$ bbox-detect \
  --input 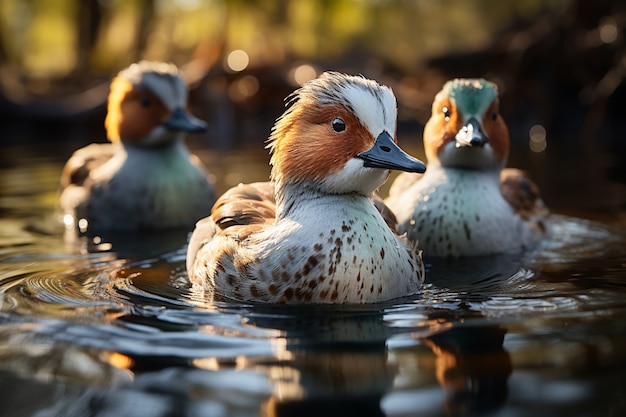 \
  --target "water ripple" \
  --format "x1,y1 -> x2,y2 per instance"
29,318 -> 278,359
